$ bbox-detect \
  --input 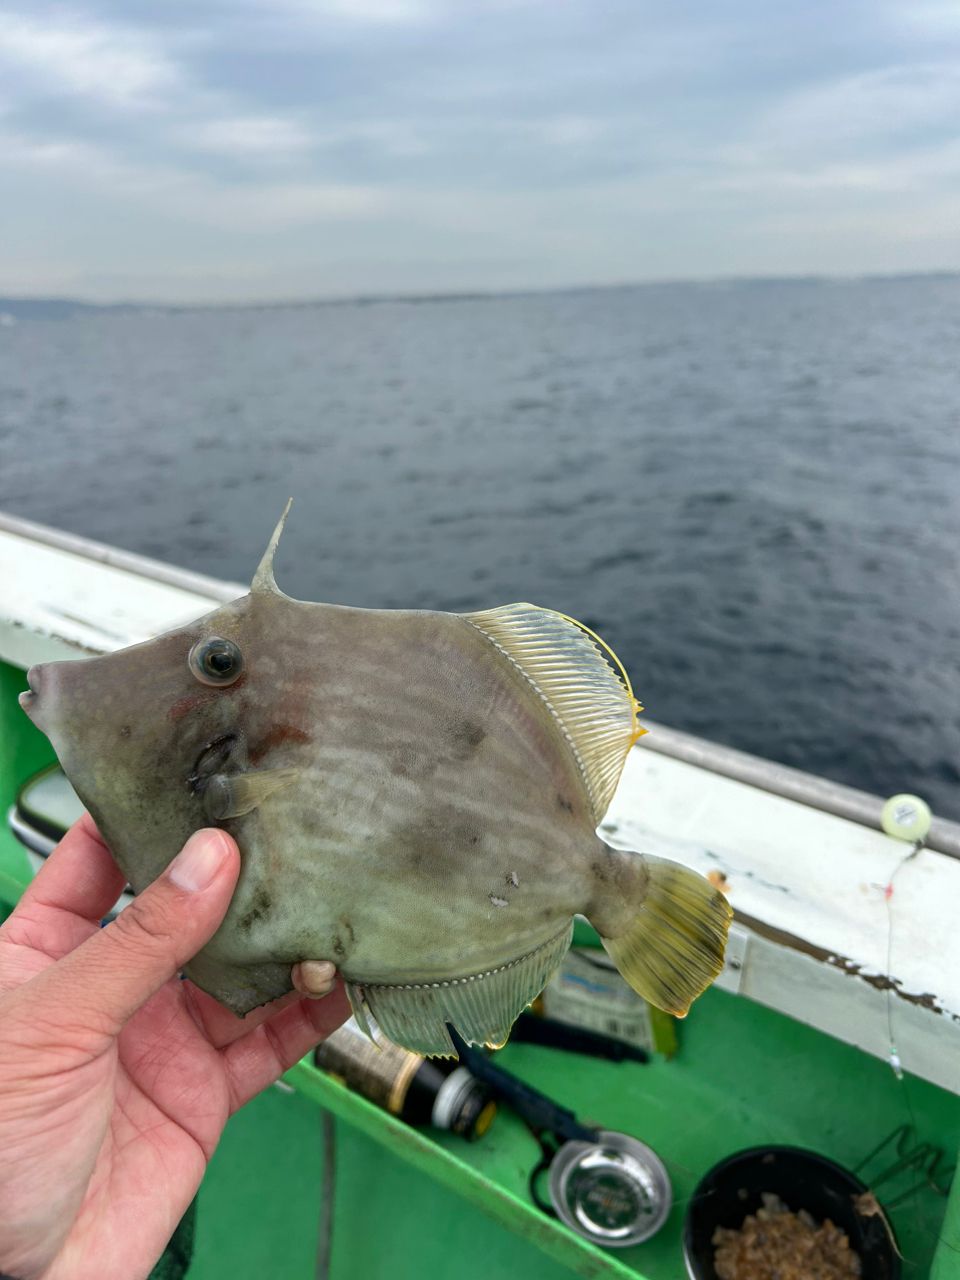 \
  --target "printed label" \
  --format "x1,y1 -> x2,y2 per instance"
542,948 -> 676,1056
